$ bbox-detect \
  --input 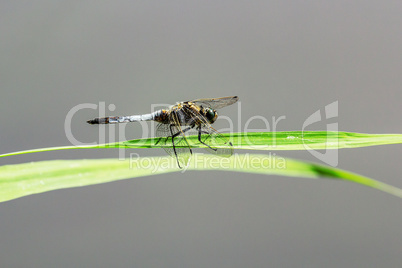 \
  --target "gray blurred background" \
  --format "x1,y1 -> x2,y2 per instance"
1,1 -> 402,267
